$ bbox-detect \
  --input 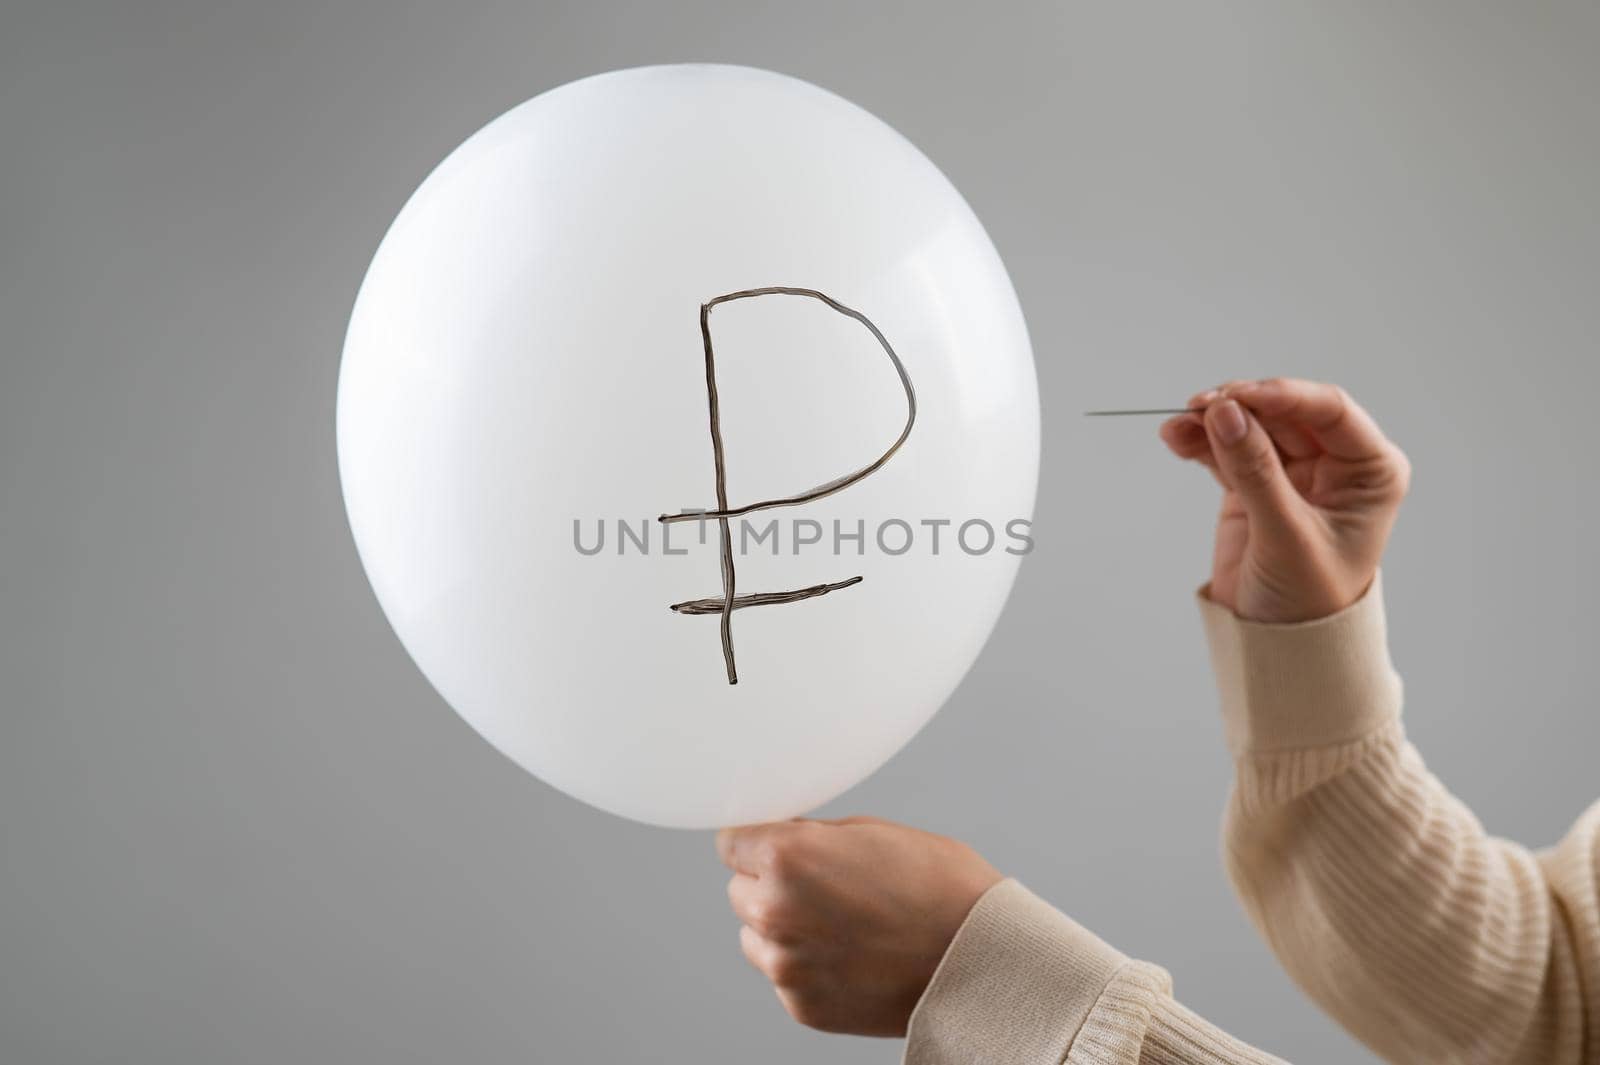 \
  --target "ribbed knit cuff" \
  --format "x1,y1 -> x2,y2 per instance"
1197,572 -> 1403,755
904,878 -> 1127,1065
